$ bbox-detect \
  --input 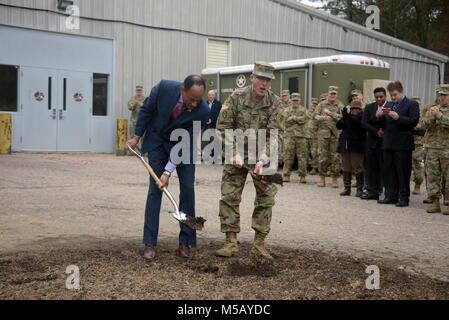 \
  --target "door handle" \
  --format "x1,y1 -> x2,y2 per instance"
51,109 -> 56,119
59,109 -> 64,120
